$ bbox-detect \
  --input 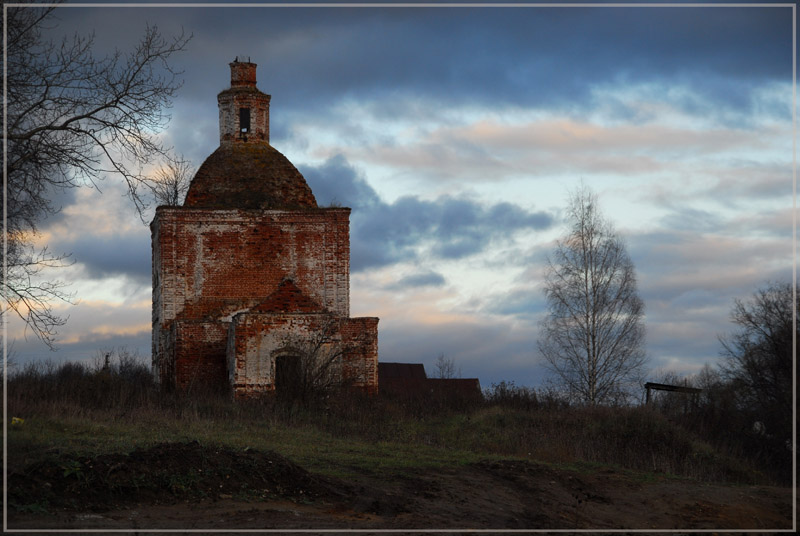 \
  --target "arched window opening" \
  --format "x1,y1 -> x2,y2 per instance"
239,107 -> 250,133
